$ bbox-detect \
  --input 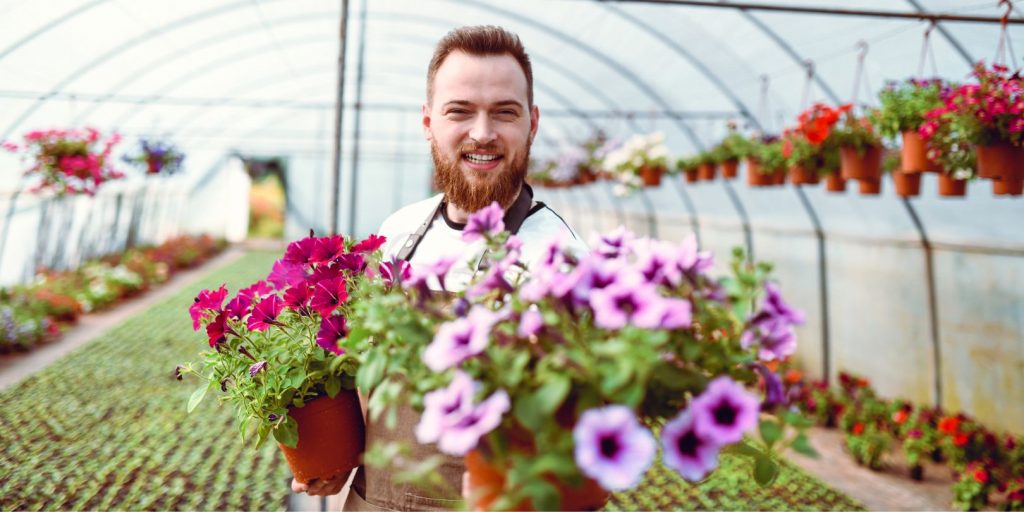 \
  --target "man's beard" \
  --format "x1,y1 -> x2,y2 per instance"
431,140 -> 529,213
